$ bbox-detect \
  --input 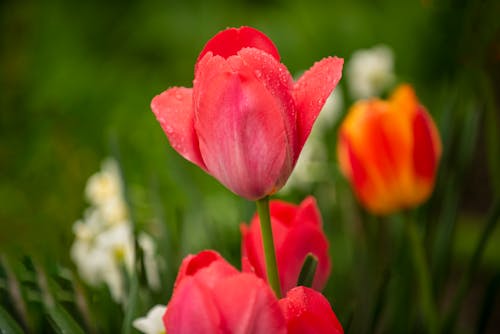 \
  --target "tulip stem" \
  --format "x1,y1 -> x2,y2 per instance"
405,214 -> 439,334
256,196 -> 282,298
